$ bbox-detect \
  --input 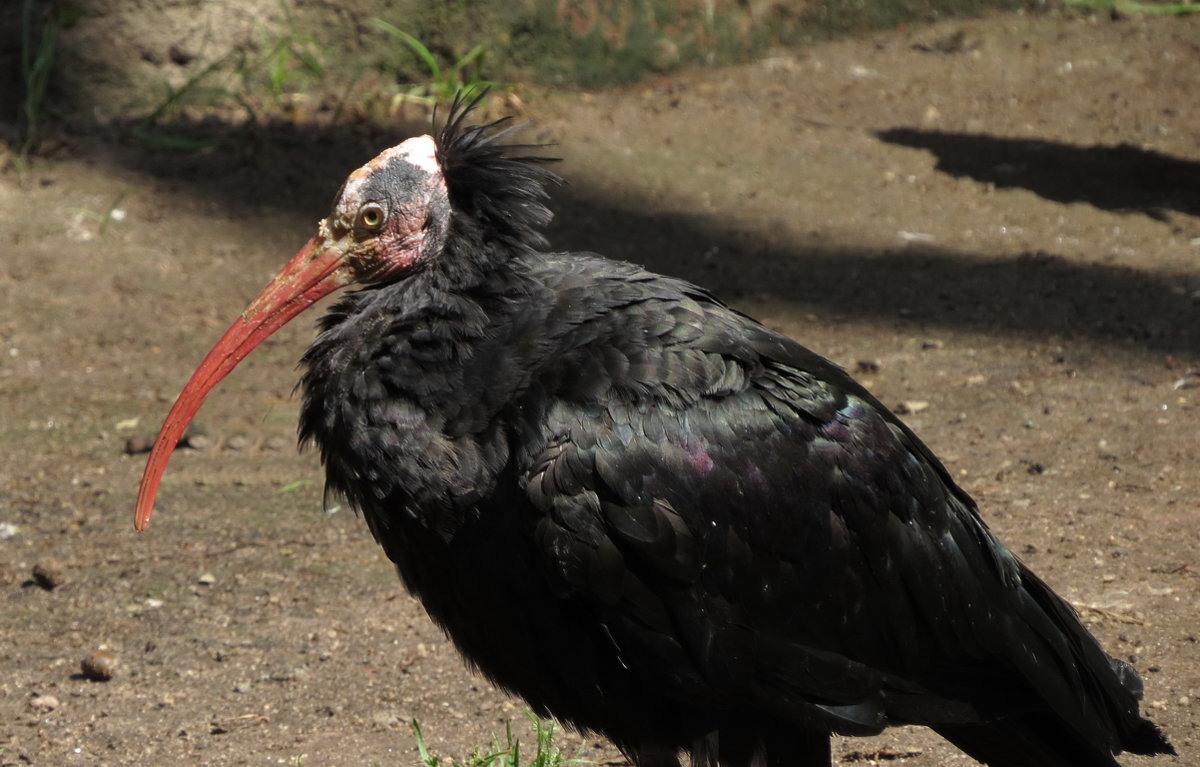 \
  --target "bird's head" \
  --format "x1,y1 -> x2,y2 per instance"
133,98 -> 558,531
318,135 -> 452,284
